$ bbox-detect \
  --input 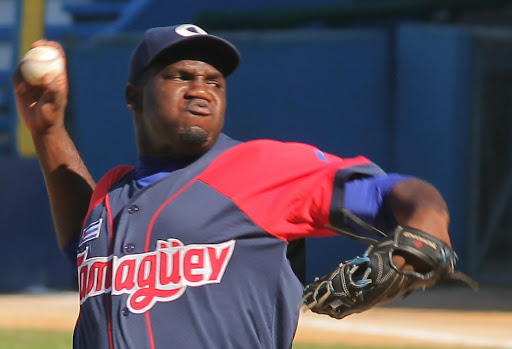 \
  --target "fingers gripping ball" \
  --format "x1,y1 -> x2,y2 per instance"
20,46 -> 64,86
302,225 -> 478,320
